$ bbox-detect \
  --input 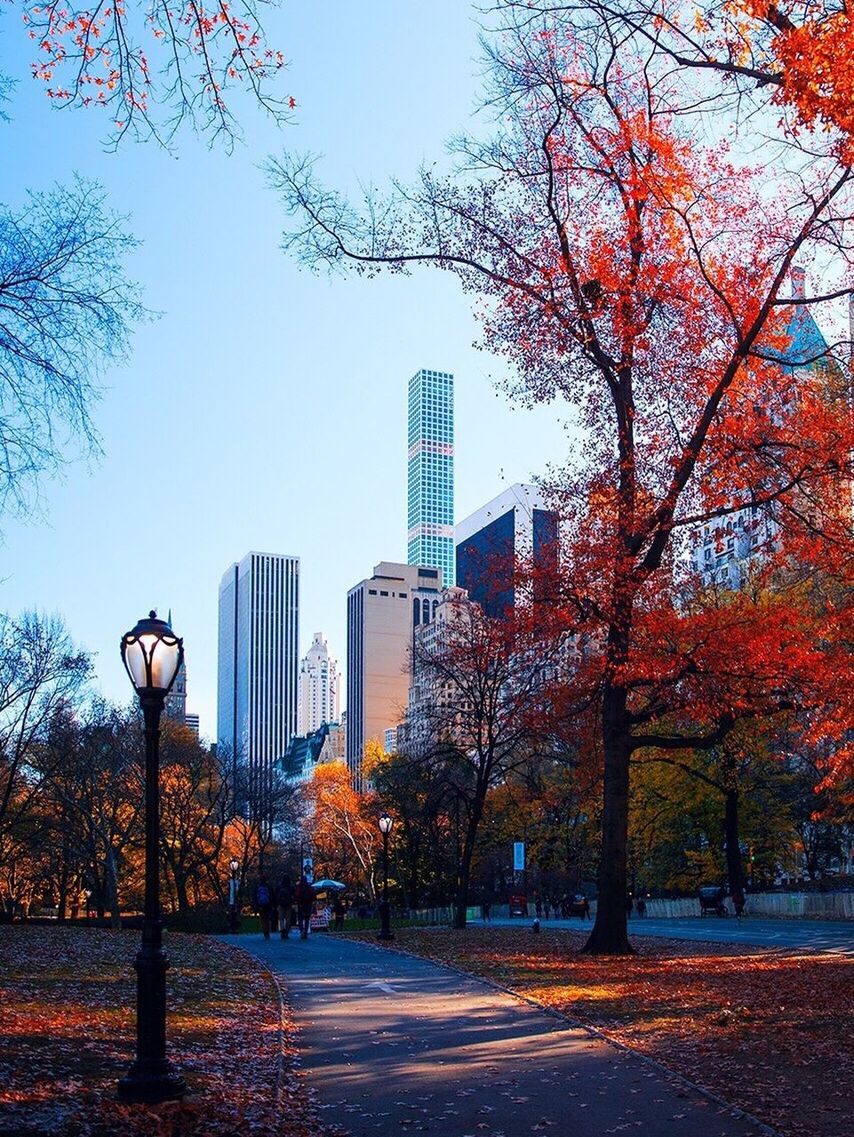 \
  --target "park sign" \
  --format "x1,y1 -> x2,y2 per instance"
513,842 -> 525,871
